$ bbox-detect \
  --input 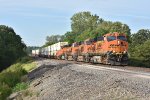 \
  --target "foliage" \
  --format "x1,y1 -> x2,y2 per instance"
63,32 -> 75,44
17,56 -> 33,63
65,12 -> 131,43
75,29 -> 92,42
129,29 -> 150,67
45,11 -> 131,44
74,20 -> 131,42
26,46 -> 40,55
71,11 -> 103,34
130,29 -> 150,46
13,82 -> 28,92
0,83 -> 12,100
43,35 -> 64,47
0,66 -> 27,99
0,25 -> 26,71
0,56 -> 36,100
22,62 -> 36,72
130,40 -> 150,67
110,22 -> 131,35
95,21 -> 131,36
